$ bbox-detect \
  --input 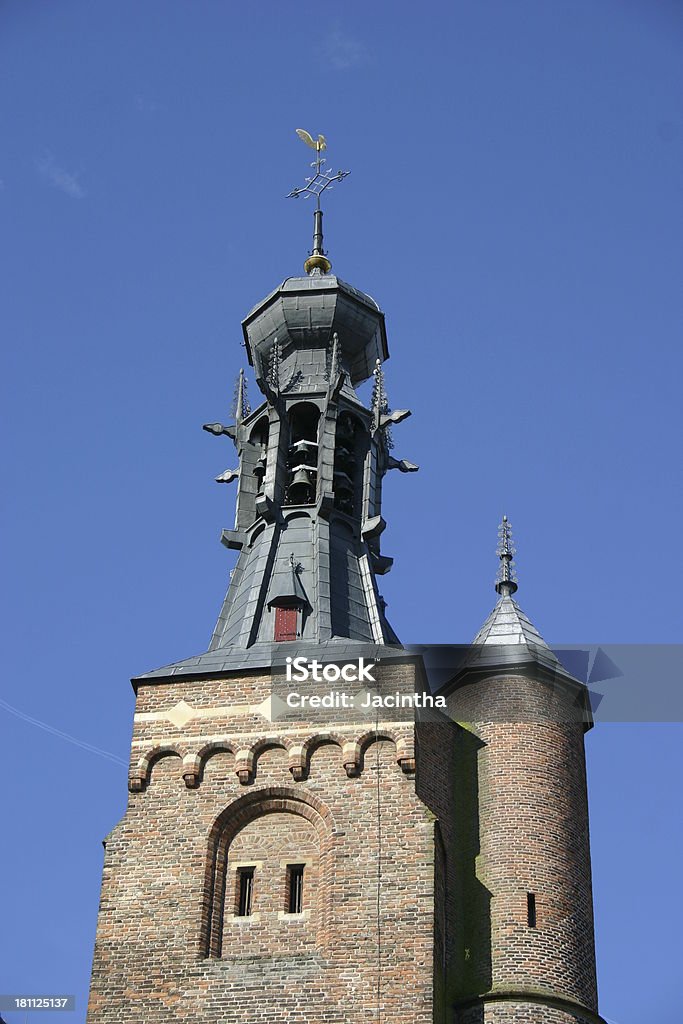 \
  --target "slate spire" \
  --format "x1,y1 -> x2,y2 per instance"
134,132 -> 422,681
465,516 -> 563,676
